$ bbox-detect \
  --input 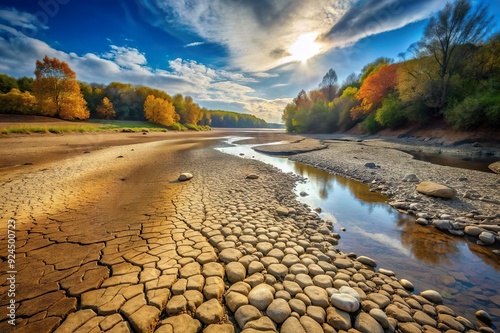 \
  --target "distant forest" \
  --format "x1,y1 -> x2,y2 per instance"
282,0 -> 500,134
0,61 -> 275,130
